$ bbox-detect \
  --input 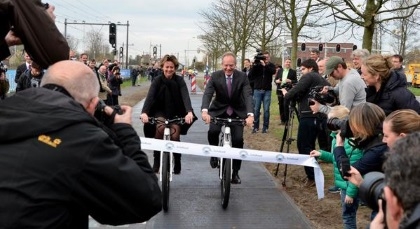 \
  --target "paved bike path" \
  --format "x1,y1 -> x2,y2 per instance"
90,78 -> 313,228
